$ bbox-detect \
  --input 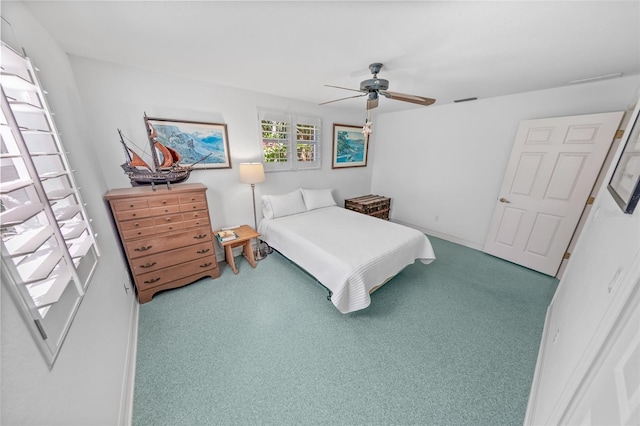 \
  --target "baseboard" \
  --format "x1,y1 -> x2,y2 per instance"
391,220 -> 485,251
118,292 -> 139,426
